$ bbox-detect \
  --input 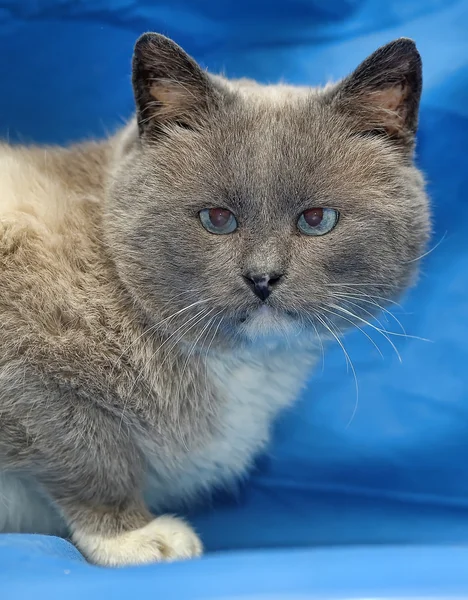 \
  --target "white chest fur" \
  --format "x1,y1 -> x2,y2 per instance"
144,344 -> 317,510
